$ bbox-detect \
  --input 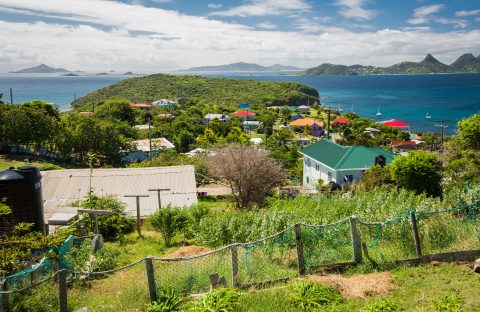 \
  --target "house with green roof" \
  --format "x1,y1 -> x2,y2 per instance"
299,138 -> 395,189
